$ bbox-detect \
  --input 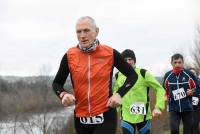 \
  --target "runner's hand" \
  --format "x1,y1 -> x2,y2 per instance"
164,94 -> 168,101
152,107 -> 162,118
61,93 -> 76,107
106,93 -> 121,108
186,89 -> 193,96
